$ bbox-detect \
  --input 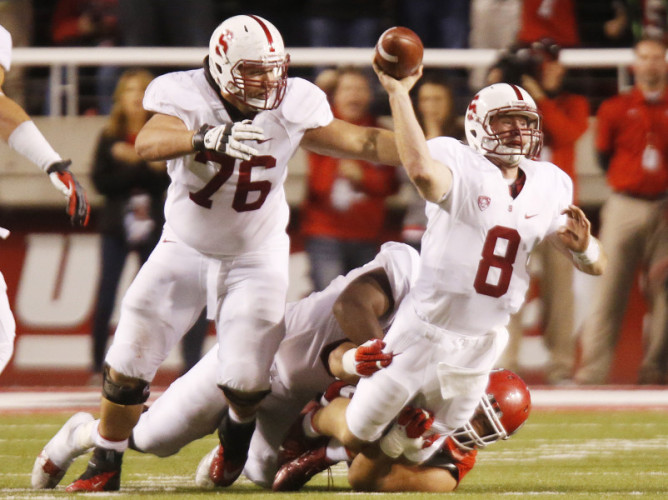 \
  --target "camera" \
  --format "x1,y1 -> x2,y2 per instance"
492,39 -> 561,86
